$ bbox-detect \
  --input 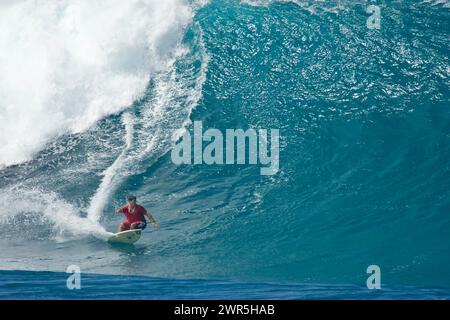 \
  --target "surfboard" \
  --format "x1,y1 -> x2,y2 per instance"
107,229 -> 142,244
